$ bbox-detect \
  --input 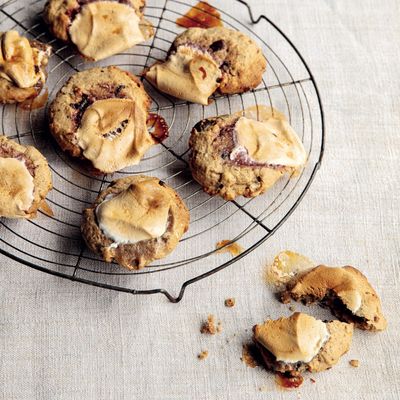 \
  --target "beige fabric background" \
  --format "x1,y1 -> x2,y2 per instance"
0,0 -> 399,399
